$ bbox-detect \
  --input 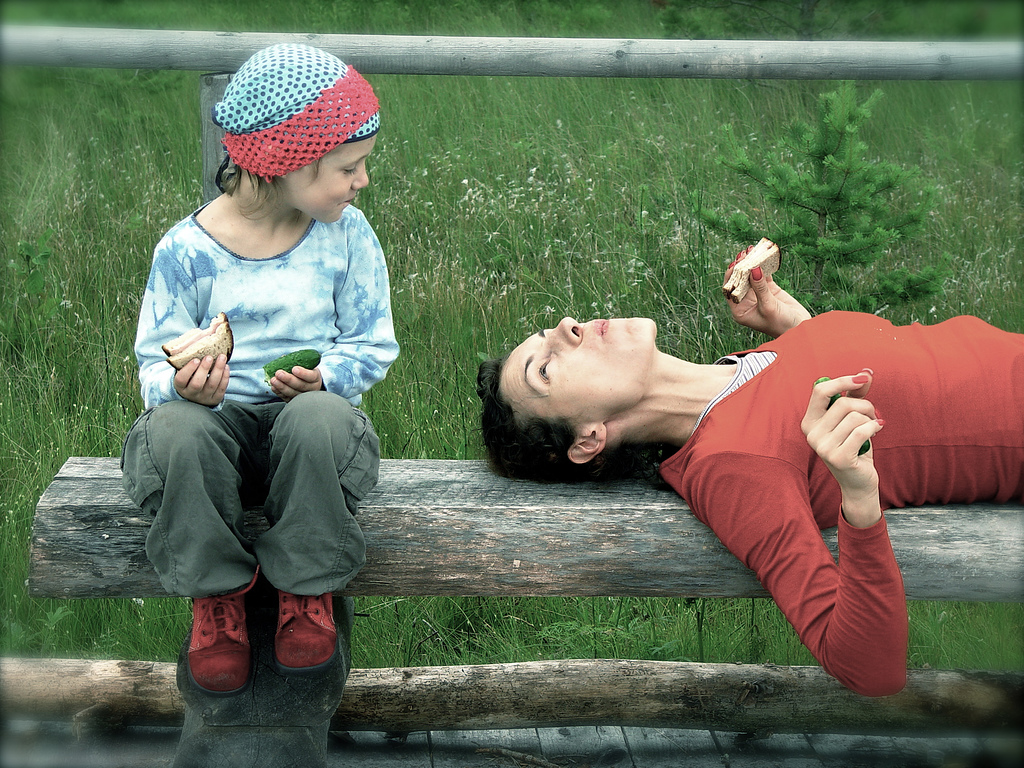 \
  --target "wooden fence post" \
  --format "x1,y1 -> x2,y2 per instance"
199,73 -> 231,204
